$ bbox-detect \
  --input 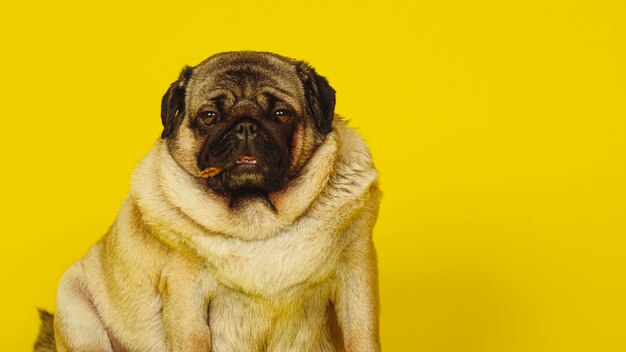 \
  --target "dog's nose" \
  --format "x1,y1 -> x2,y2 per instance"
235,121 -> 257,140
